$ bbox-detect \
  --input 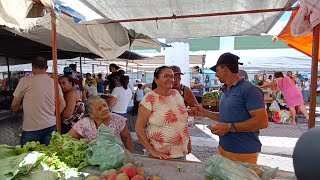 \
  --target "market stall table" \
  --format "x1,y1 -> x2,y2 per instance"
82,154 -> 296,180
